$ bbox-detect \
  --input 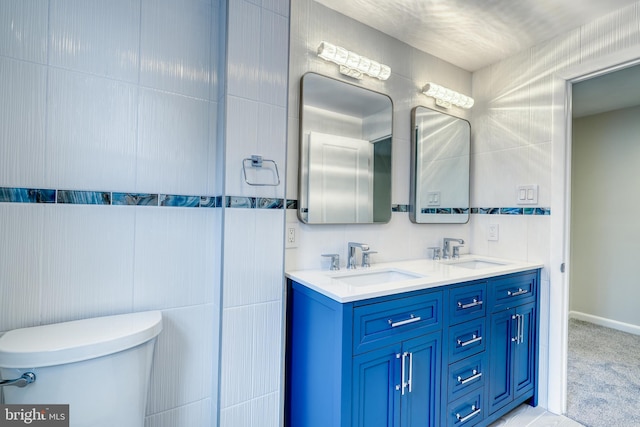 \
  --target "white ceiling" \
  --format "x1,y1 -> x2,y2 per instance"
572,64 -> 640,117
315,0 -> 638,72
315,0 -> 640,116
